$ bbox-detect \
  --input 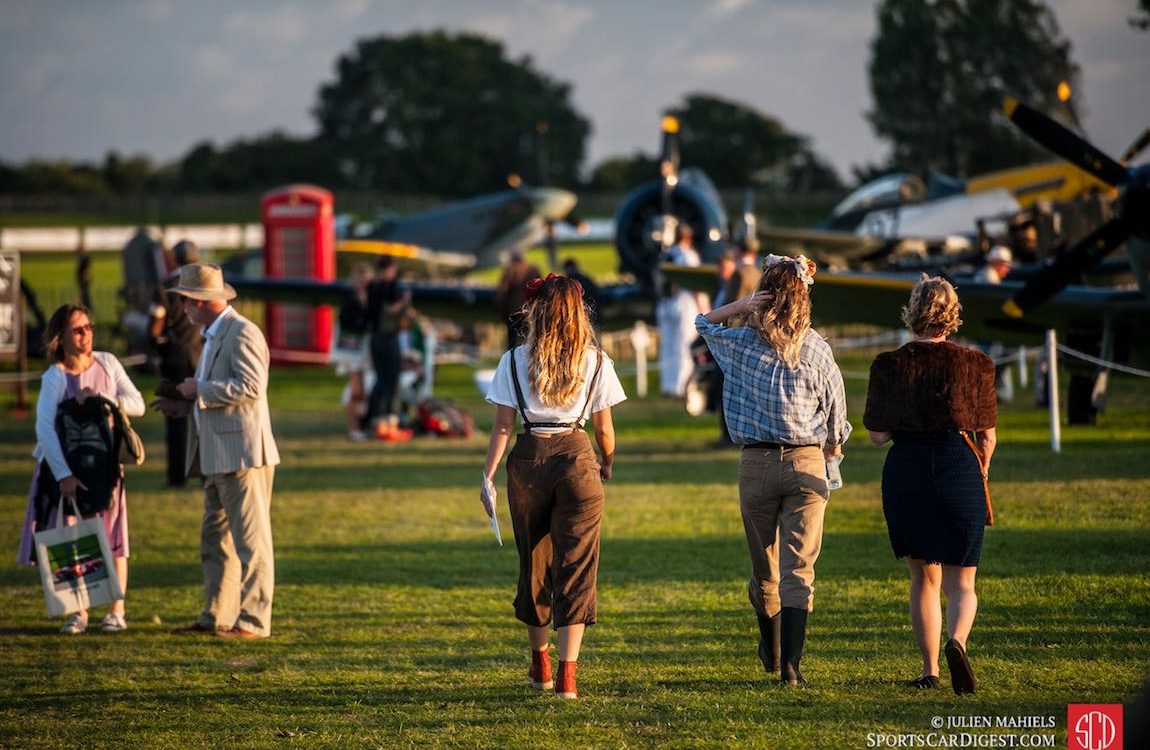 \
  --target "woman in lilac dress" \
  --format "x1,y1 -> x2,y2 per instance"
18,305 -> 144,634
